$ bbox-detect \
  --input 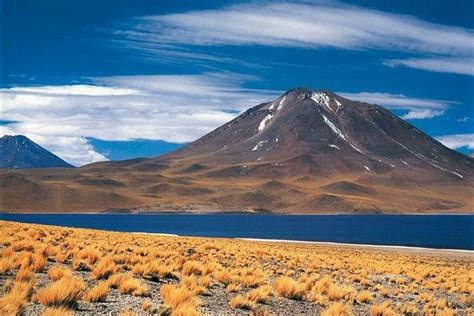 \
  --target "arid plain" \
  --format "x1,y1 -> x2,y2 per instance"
1,221 -> 472,315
